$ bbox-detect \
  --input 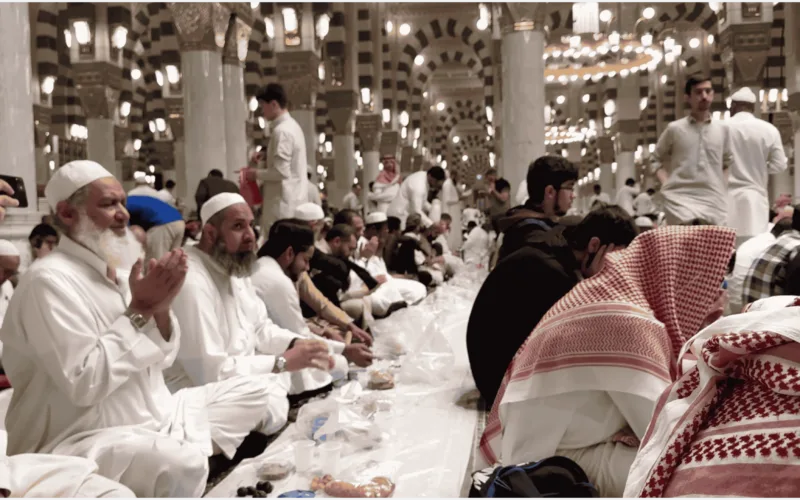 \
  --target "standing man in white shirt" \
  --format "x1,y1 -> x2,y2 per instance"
341,184 -> 362,212
725,87 -> 788,246
248,84 -> 308,237
157,179 -> 177,206
615,178 -> 639,216
650,75 -> 734,225
387,166 -> 446,229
